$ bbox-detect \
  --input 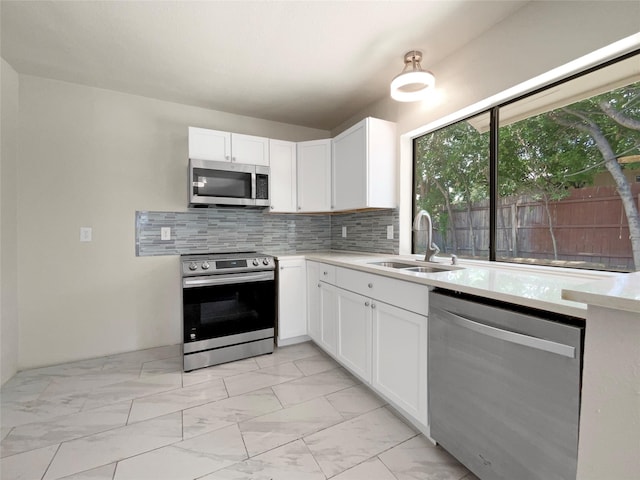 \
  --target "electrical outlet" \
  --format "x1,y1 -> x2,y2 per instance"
80,227 -> 92,242
161,227 -> 171,241
387,225 -> 394,240
342,226 -> 347,238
